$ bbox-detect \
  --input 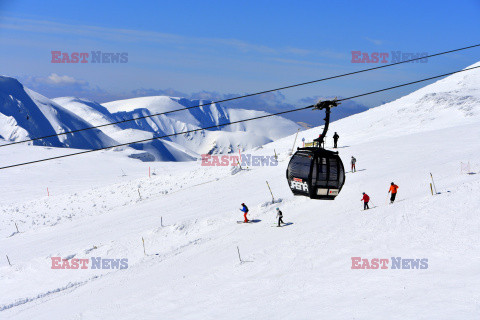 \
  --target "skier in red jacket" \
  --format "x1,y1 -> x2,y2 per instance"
361,192 -> 370,210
